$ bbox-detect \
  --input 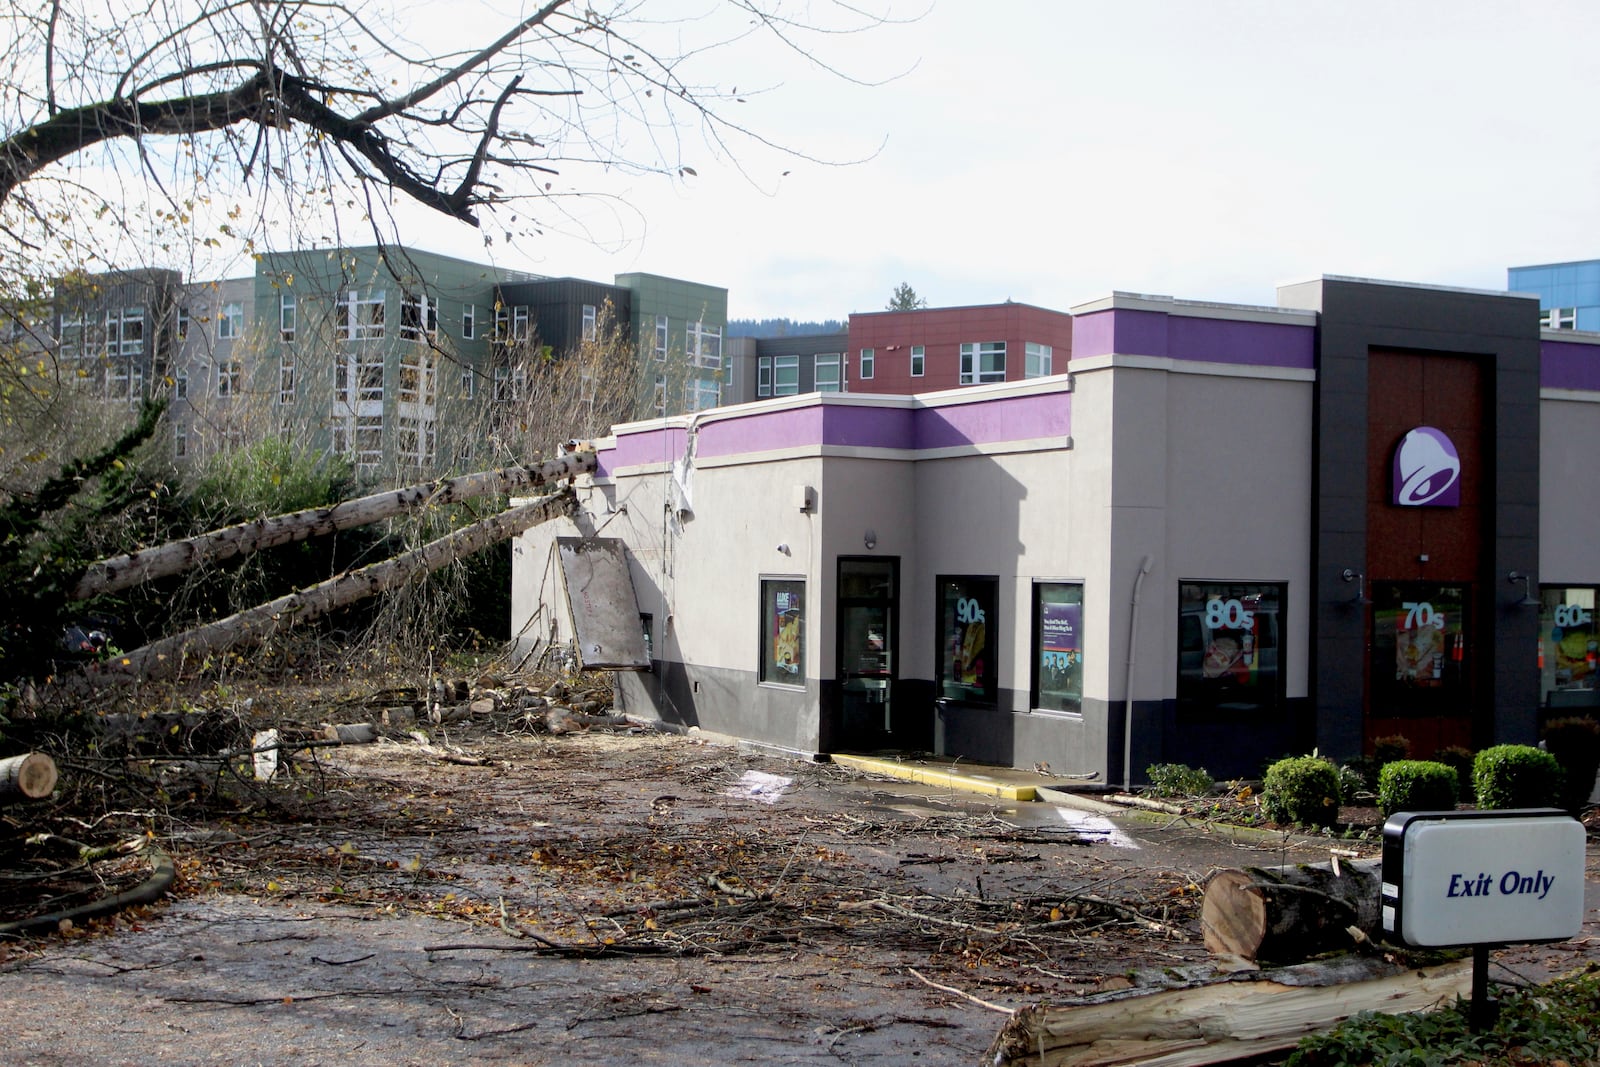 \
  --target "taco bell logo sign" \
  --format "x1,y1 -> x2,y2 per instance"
1392,426 -> 1461,508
